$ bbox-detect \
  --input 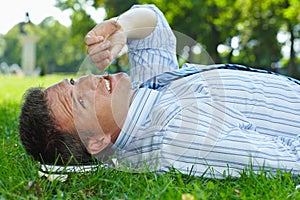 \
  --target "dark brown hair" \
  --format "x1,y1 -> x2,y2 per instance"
18,87 -> 93,165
